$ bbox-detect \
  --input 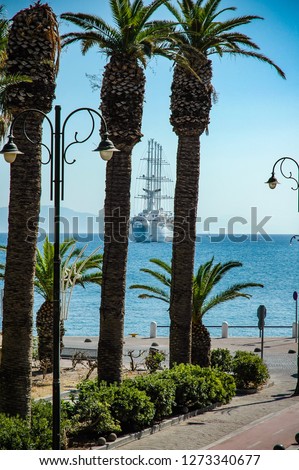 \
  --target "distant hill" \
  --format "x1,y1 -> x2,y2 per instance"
0,206 -> 104,234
